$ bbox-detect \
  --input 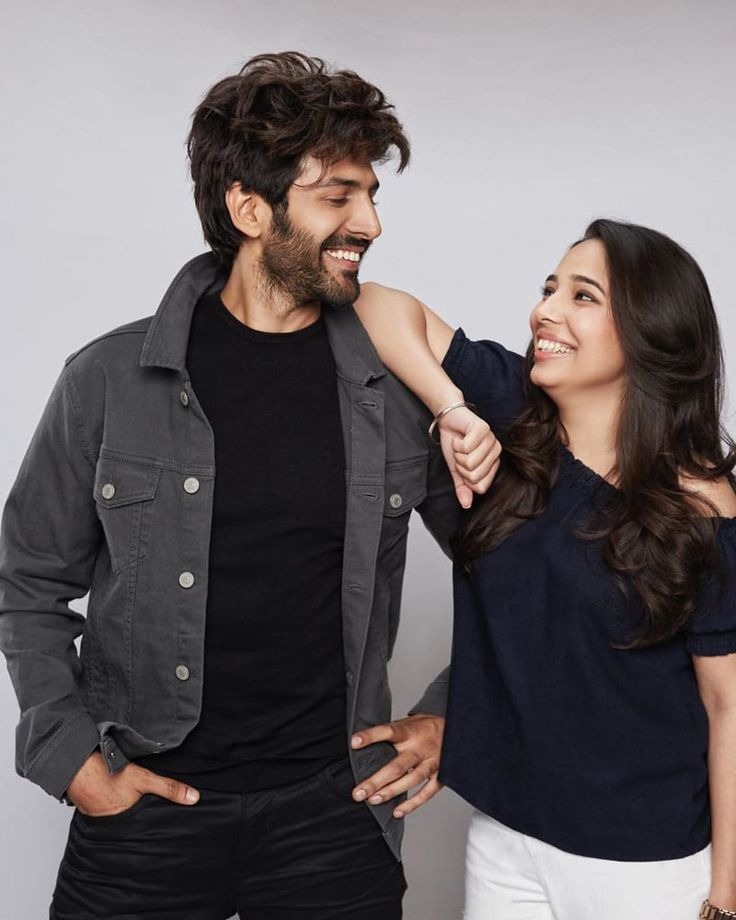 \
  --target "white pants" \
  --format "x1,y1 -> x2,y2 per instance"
464,811 -> 710,920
